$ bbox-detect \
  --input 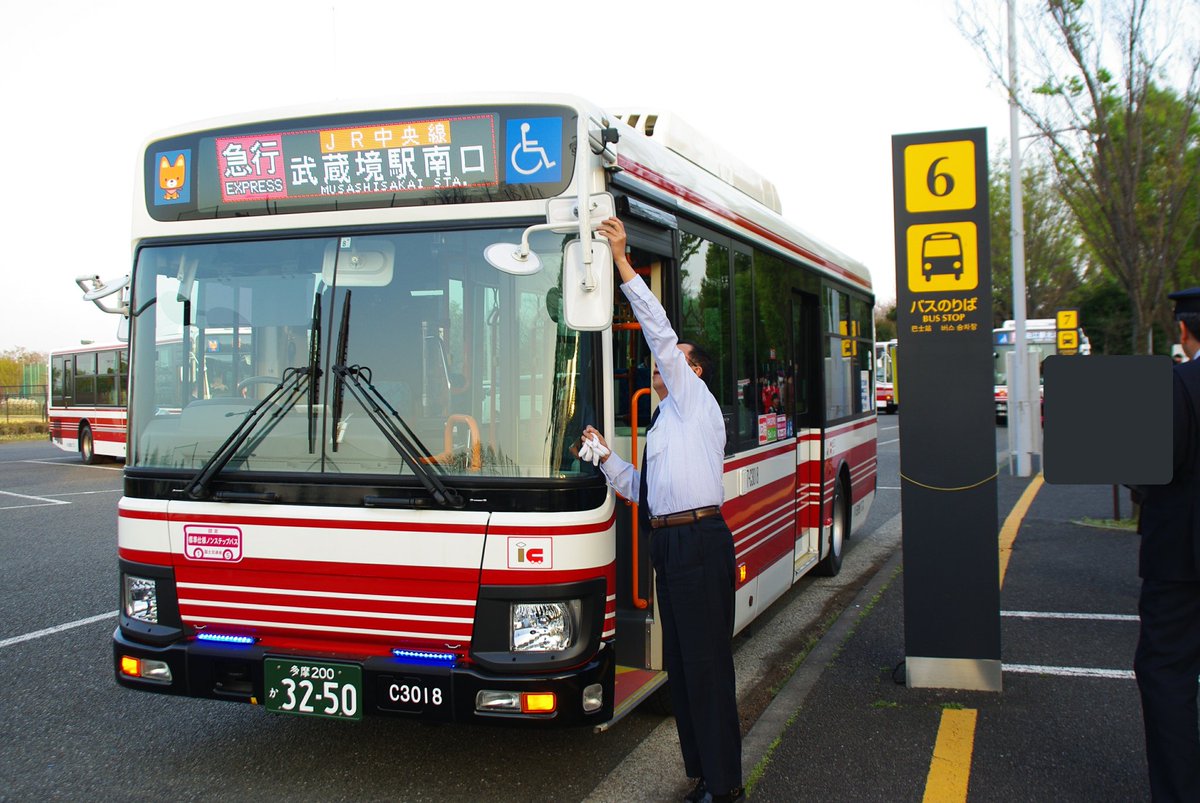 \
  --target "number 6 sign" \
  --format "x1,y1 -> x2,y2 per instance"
902,140 -> 977,213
